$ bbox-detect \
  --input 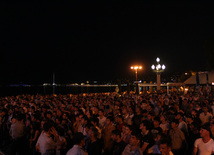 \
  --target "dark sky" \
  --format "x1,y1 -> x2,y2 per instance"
1,1 -> 214,84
